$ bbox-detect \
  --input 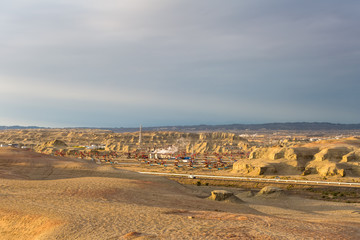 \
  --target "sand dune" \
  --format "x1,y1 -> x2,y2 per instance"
0,148 -> 359,239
